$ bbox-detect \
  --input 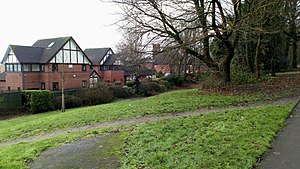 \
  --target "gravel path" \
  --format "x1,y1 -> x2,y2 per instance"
1,96 -> 298,147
